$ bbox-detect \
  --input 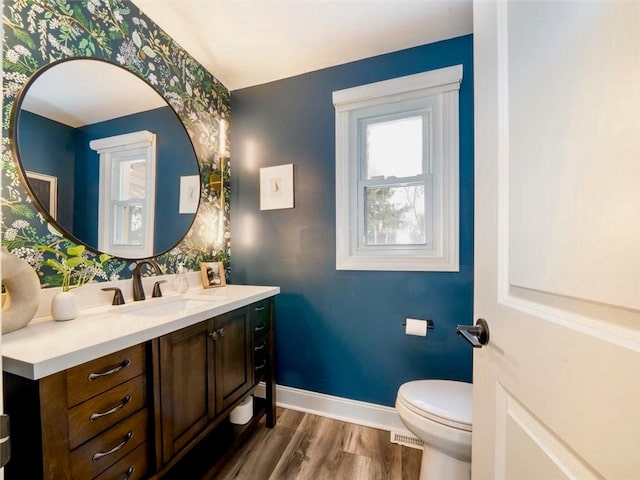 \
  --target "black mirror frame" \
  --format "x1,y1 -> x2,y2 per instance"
9,56 -> 201,261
